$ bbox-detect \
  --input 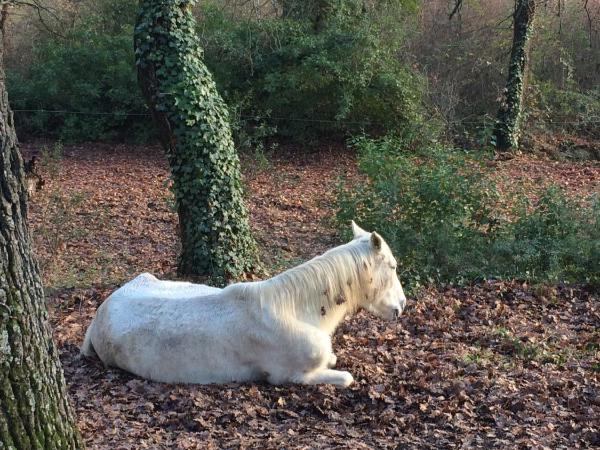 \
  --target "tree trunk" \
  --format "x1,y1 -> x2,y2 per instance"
313,0 -> 329,32
134,0 -> 259,284
493,0 -> 536,151
0,9 -> 84,450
